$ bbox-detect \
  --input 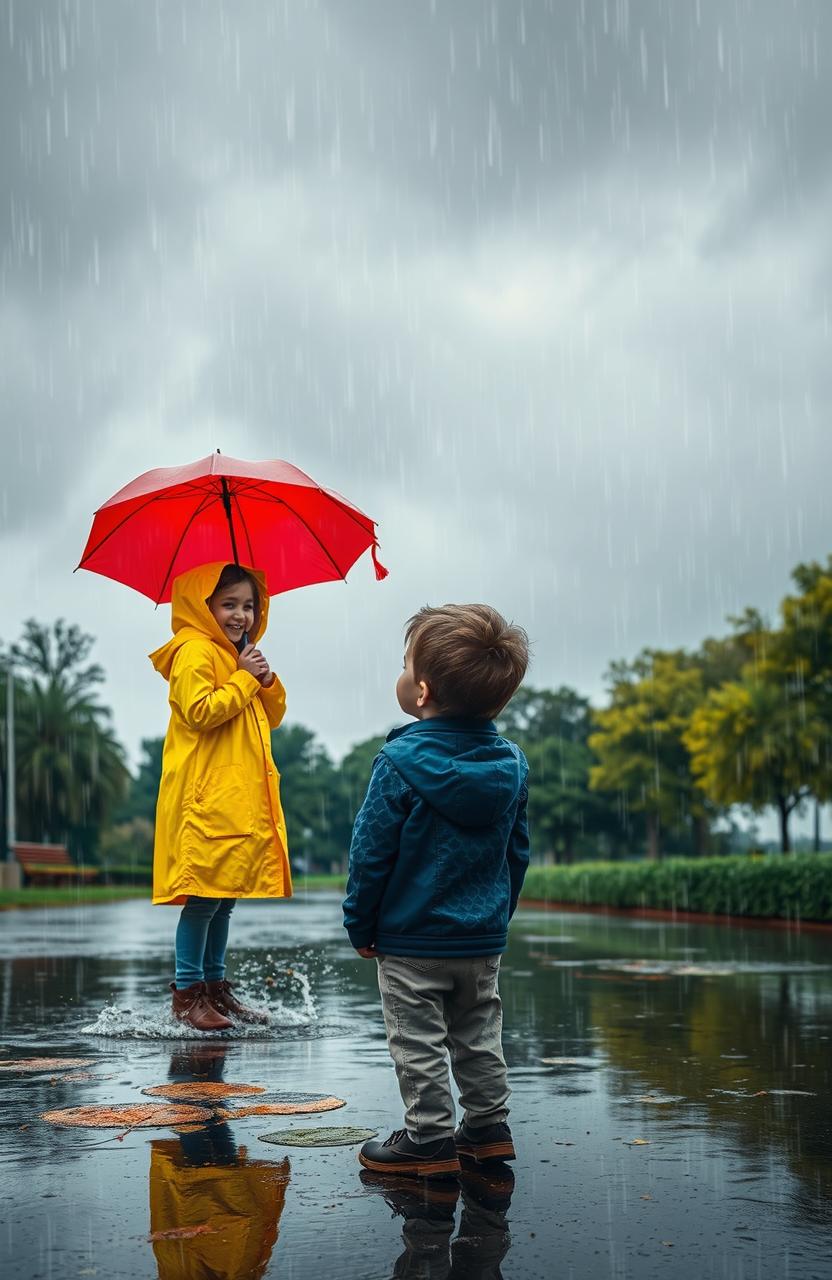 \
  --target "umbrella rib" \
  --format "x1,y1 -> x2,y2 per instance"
245,486 -> 347,582
76,492 -> 172,568
242,478 -> 376,539
154,491 -> 219,604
